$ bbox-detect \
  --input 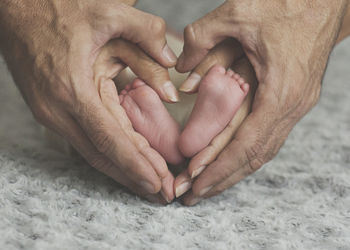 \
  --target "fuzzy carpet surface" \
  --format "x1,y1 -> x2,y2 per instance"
1,1 -> 350,249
